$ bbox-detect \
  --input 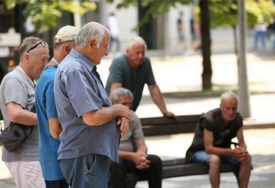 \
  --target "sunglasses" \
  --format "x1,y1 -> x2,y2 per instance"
27,41 -> 48,53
